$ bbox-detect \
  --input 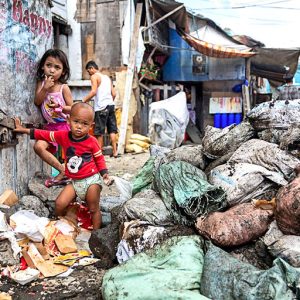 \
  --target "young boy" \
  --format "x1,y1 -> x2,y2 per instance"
14,102 -> 112,230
